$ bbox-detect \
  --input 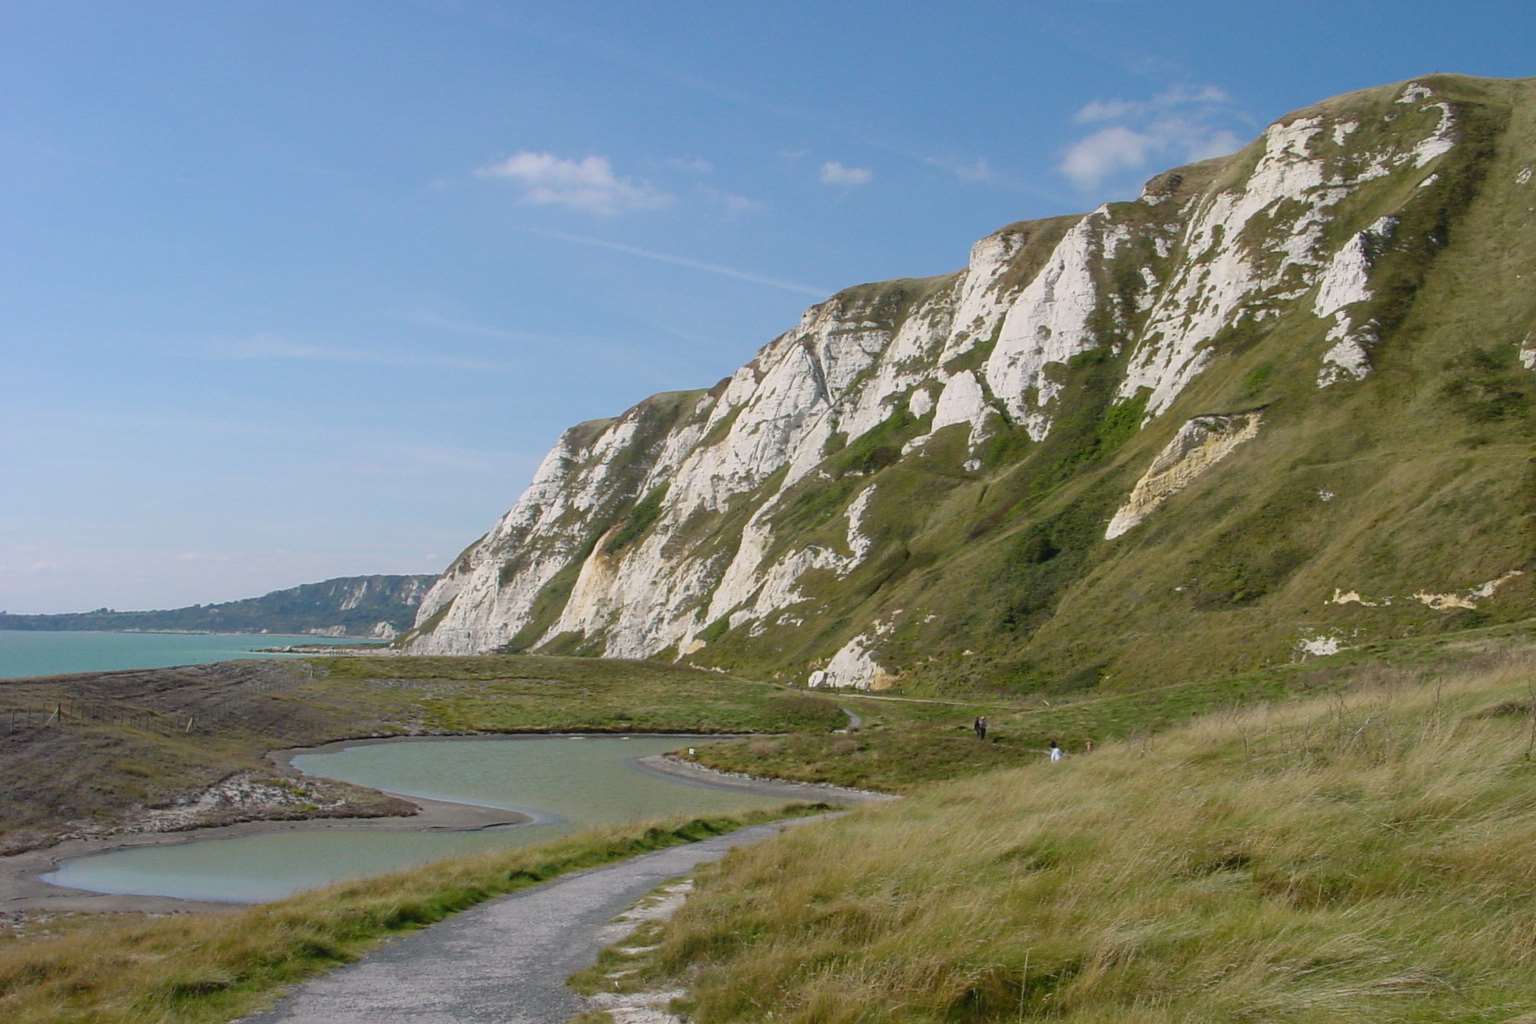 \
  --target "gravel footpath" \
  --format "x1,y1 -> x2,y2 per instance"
238,816 -> 829,1024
